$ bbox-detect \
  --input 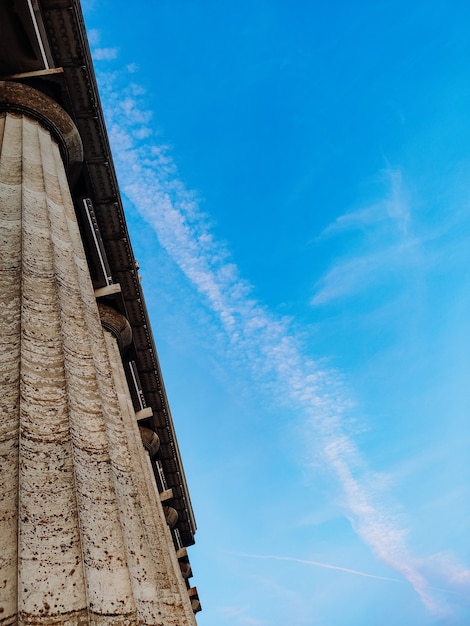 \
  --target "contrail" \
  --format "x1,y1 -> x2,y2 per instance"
241,554 -> 465,598
240,553 -> 403,582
